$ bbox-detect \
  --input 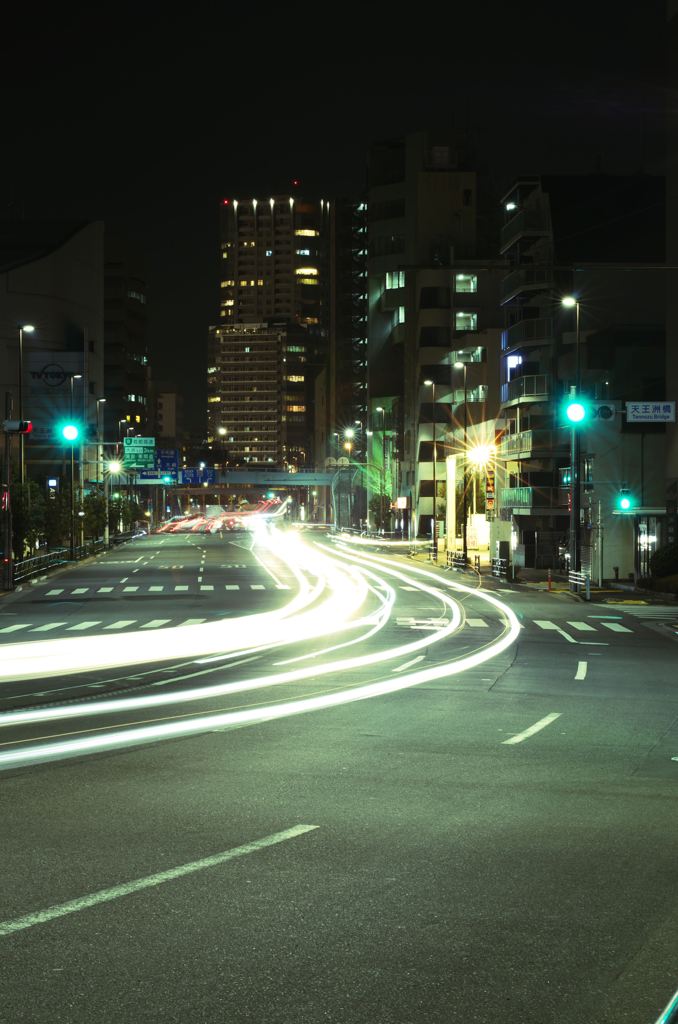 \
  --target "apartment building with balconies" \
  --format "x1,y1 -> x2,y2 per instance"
494,174 -> 666,575
367,132 -> 504,538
